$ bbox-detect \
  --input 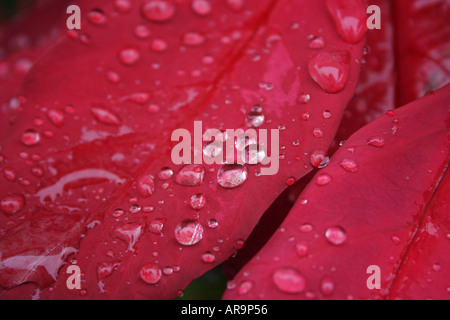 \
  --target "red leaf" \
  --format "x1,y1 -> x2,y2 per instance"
0,0 -> 365,299
223,85 -> 450,300
394,0 -> 450,106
